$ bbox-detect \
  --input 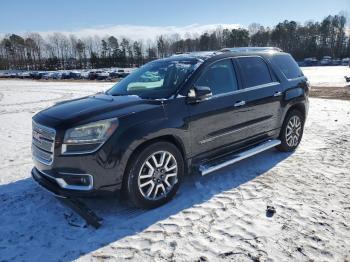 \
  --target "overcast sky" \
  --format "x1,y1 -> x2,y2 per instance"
0,0 -> 349,40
